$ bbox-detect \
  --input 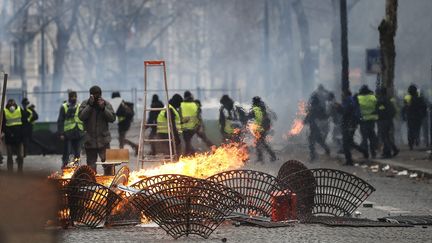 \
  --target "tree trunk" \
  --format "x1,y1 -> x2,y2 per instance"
340,0 -> 349,94
292,0 -> 313,95
331,0 -> 341,96
379,0 -> 398,98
